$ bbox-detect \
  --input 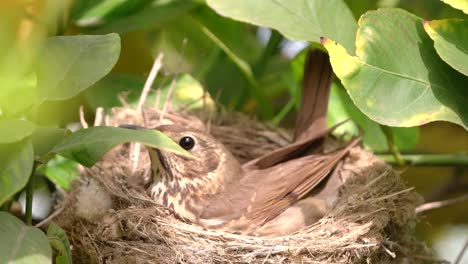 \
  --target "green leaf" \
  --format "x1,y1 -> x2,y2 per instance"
0,212 -> 52,264
75,0 -> 153,27
52,126 -> 189,167
0,139 -> 34,205
47,223 -> 72,264
37,34 -> 121,101
90,0 -> 199,34
0,73 -> 37,117
0,119 -> 35,144
84,73 -> 145,110
207,0 -> 357,53
323,8 -> 468,129
440,0 -> 468,13
40,156 -> 78,191
329,81 -> 419,151
424,19 -> 468,76
31,127 -> 71,158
